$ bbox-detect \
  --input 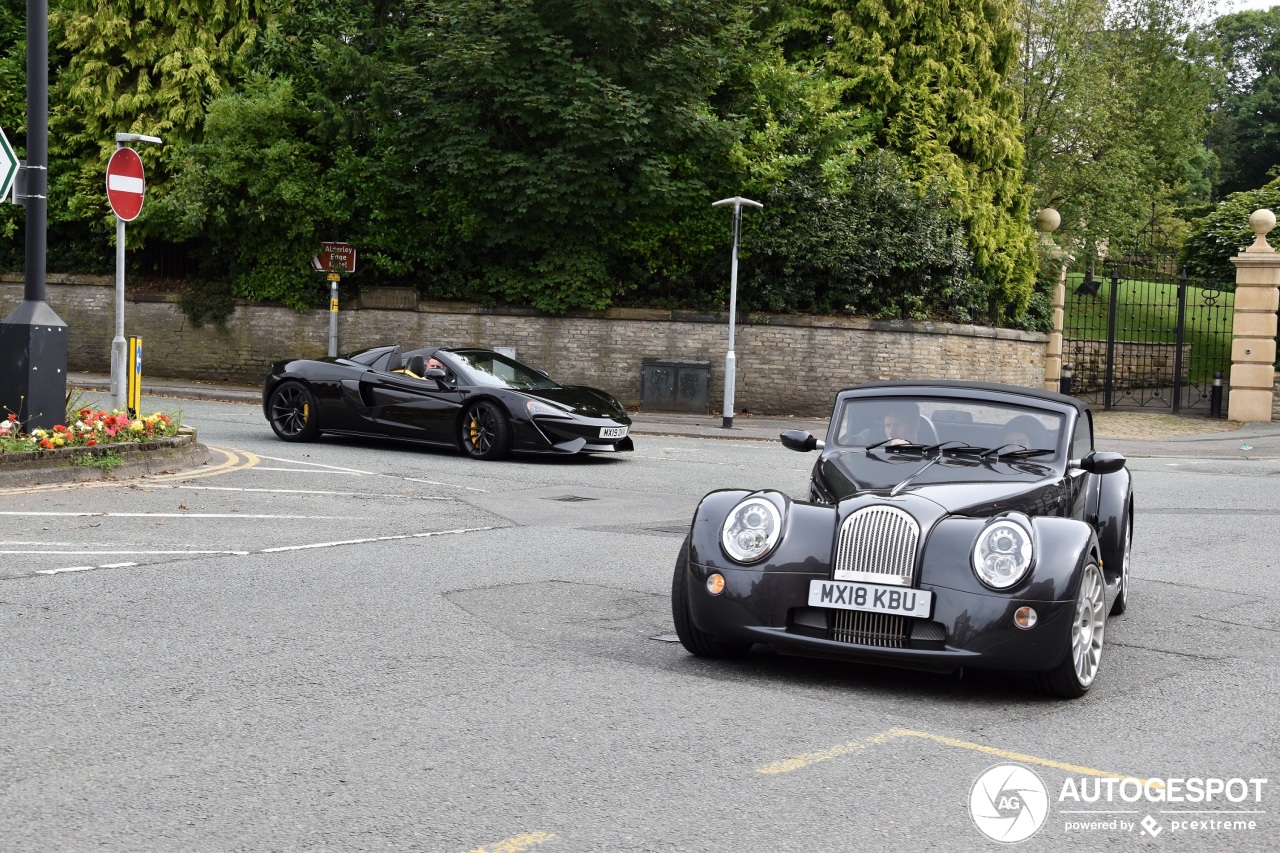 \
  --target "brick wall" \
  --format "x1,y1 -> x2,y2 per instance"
1,277 -> 1047,416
